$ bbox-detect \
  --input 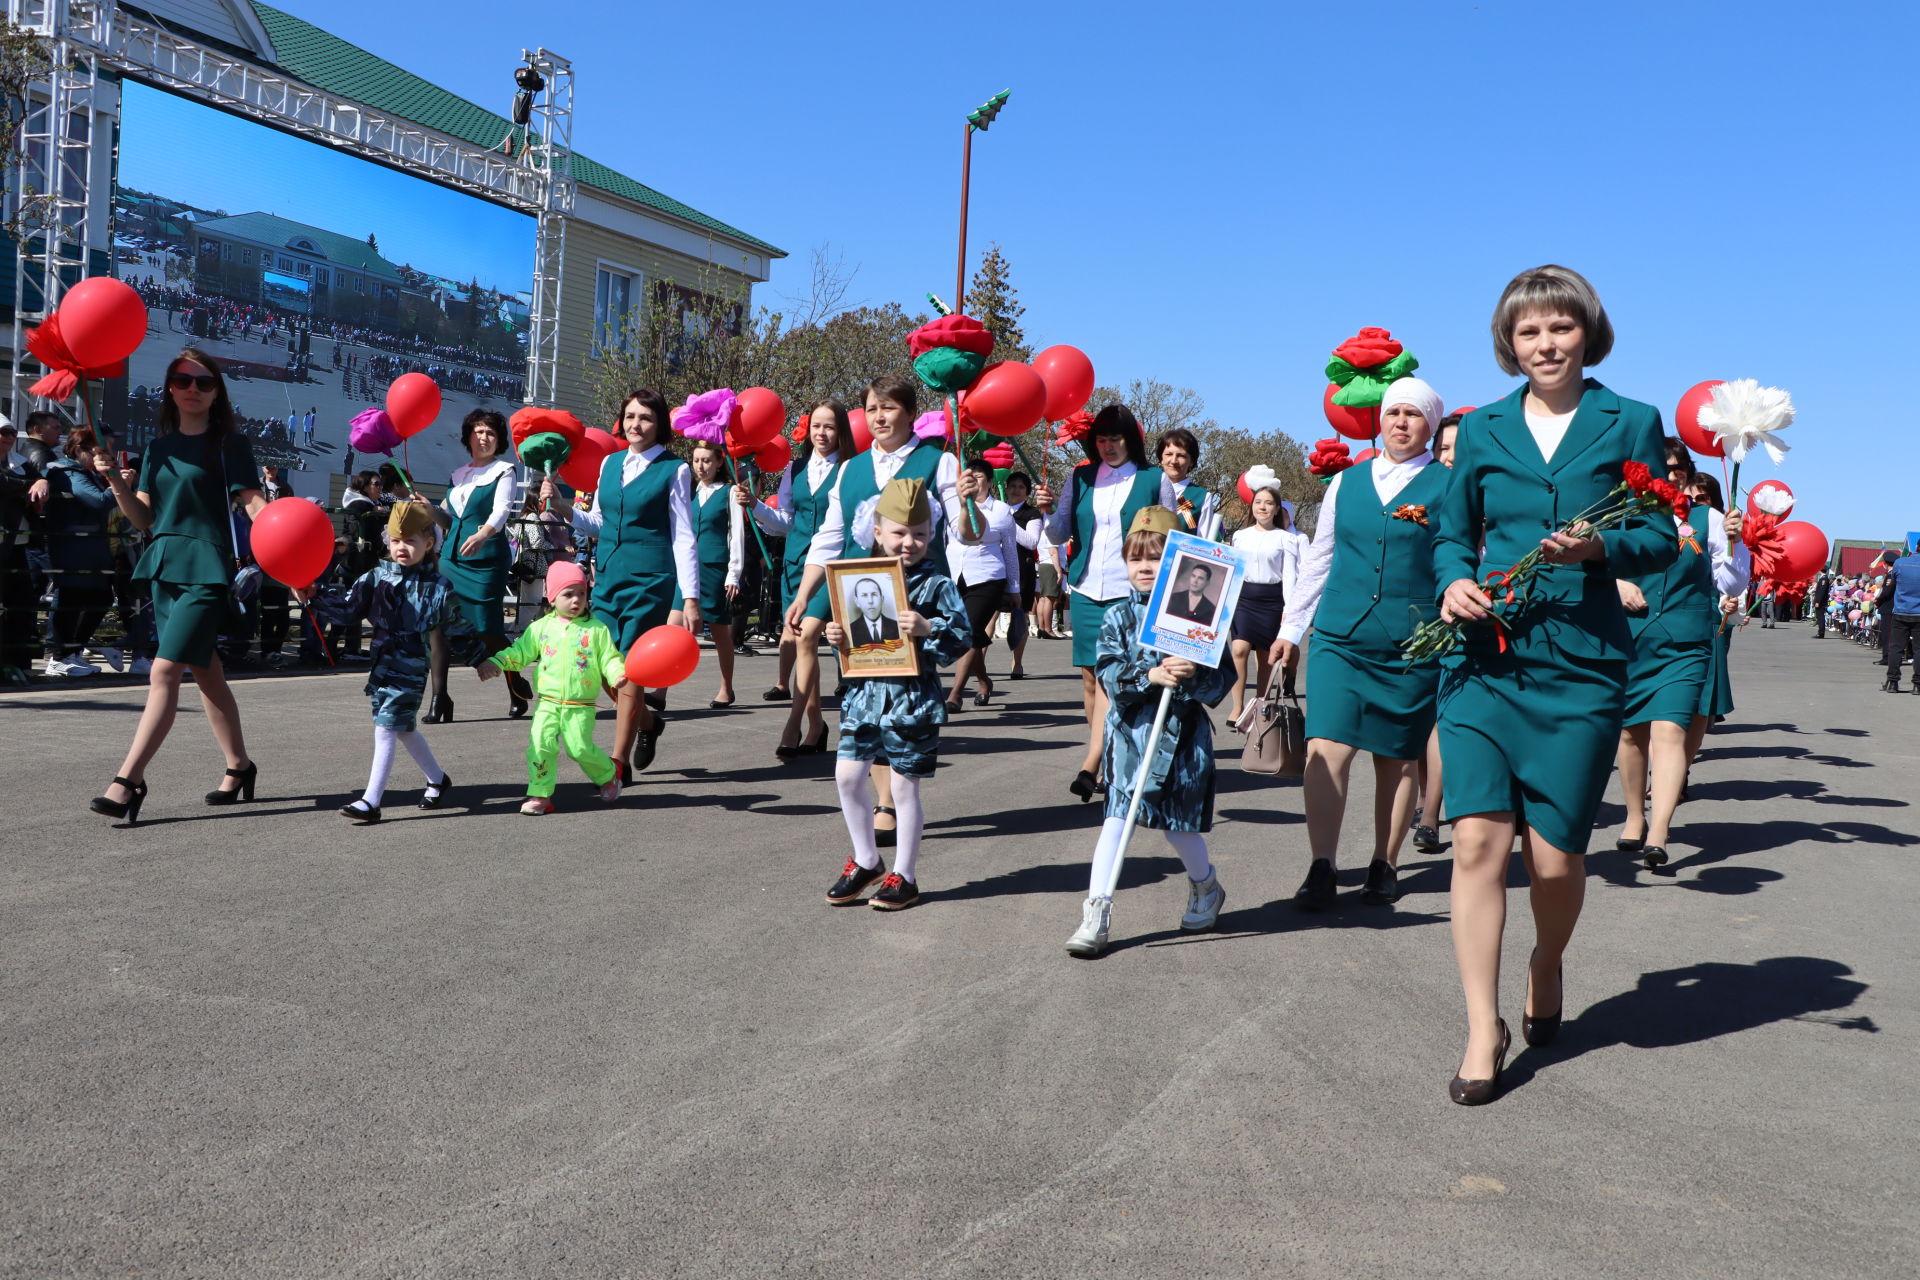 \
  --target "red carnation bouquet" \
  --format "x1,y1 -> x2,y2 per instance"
1401,460 -> 1690,662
